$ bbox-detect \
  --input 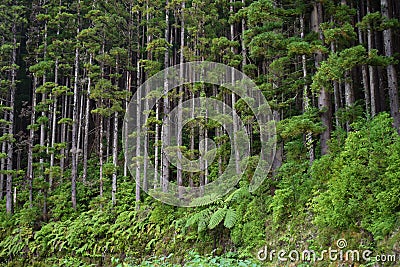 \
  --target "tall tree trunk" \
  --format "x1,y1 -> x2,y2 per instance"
112,111 -> 118,206
154,101 -> 160,190
204,109 -> 209,185
6,22 -> 17,214
135,59 -> 141,205
143,91 -> 149,192
71,38 -> 80,210
124,71 -> 131,178
367,0 -> 377,116
83,54 -> 92,183
340,0 -> 354,129
301,15 -> 314,163
344,70 -> 354,131
111,54 -> 120,206
313,2 -> 332,155
39,22 -> 48,176
241,0 -> 246,69
105,112 -> 110,159
331,40 -> 341,128
41,21 -> 49,220
162,0 -> 170,192
0,120 -> 5,200
357,3 -> 371,114
230,0 -> 240,174
199,117 -> 205,188
49,56 -> 59,190
272,111 -> 283,172
60,88 -> 68,172
28,73 -> 37,207
382,0 -> 400,133
77,92 -> 84,161
142,2 -> 149,192
177,1 -> 185,198
99,112 -> 103,199
190,89 -> 195,188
